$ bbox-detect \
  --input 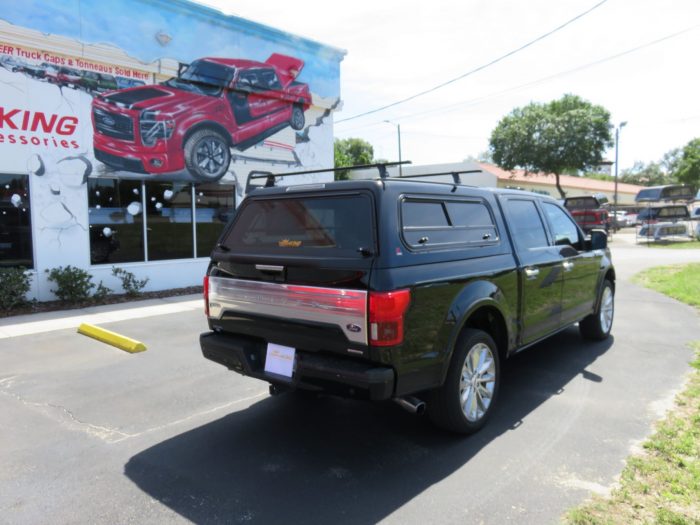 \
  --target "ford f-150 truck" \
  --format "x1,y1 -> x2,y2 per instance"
92,53 -> 310,181
200,170 -> 614,434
